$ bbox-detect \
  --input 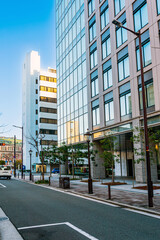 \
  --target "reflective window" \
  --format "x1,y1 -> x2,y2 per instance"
102,28 -> 111,60
103,59 -> 112,90
91,69 -> 99,98
104,91 -> 114,122
117,46 -> 130,81
90,42 -> 97,69
133,0 -> 148,32
114,0 -> 125,16
100,1 -> 109,30
92,99 -> 100,126
88,0 -> 95,16
116,12 -> 127,48
119,82 -> 132,116
136,30 -> 151,70
138,70 -> 155,109
89,15 -> 96,43
157,0 -> 160,15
